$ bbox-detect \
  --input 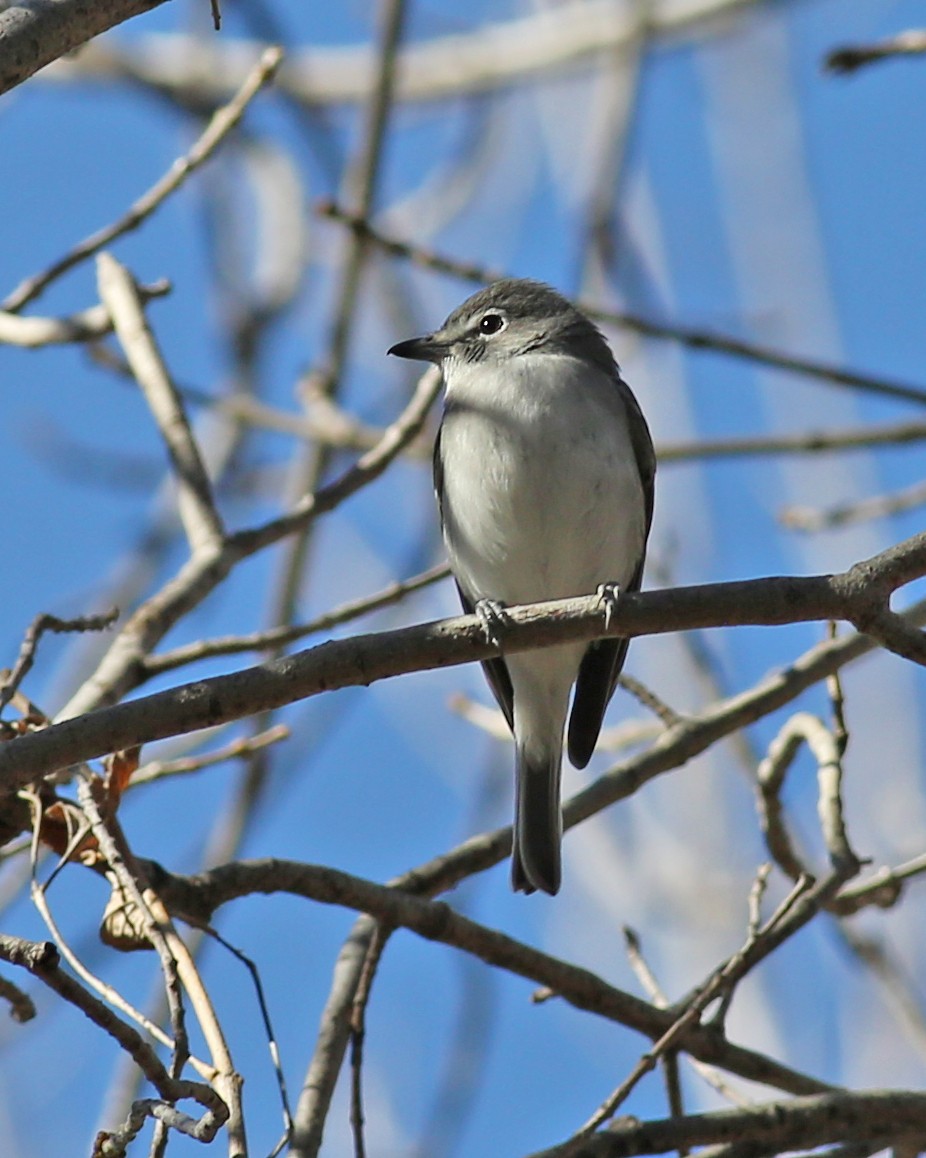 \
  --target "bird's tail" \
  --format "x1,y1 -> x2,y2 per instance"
511,740 -> 563,895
